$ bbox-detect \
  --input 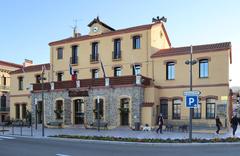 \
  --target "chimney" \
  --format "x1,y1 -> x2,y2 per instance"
23,59 -> 33,67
